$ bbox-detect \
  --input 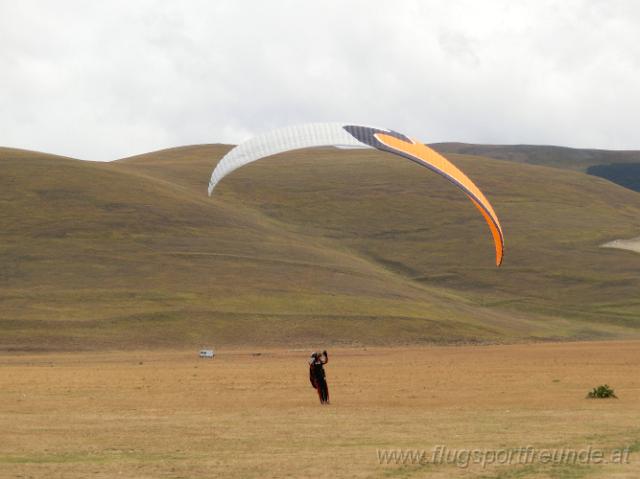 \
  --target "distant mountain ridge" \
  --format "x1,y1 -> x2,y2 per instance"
585,163 -> 640,193
432,142 -> 640,192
